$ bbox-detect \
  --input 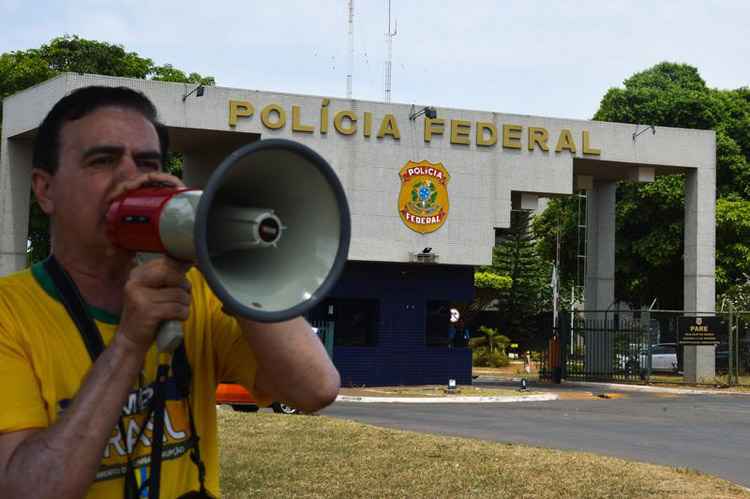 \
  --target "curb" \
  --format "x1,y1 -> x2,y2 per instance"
562,380 -> 750,396
335,393 -> 559,403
